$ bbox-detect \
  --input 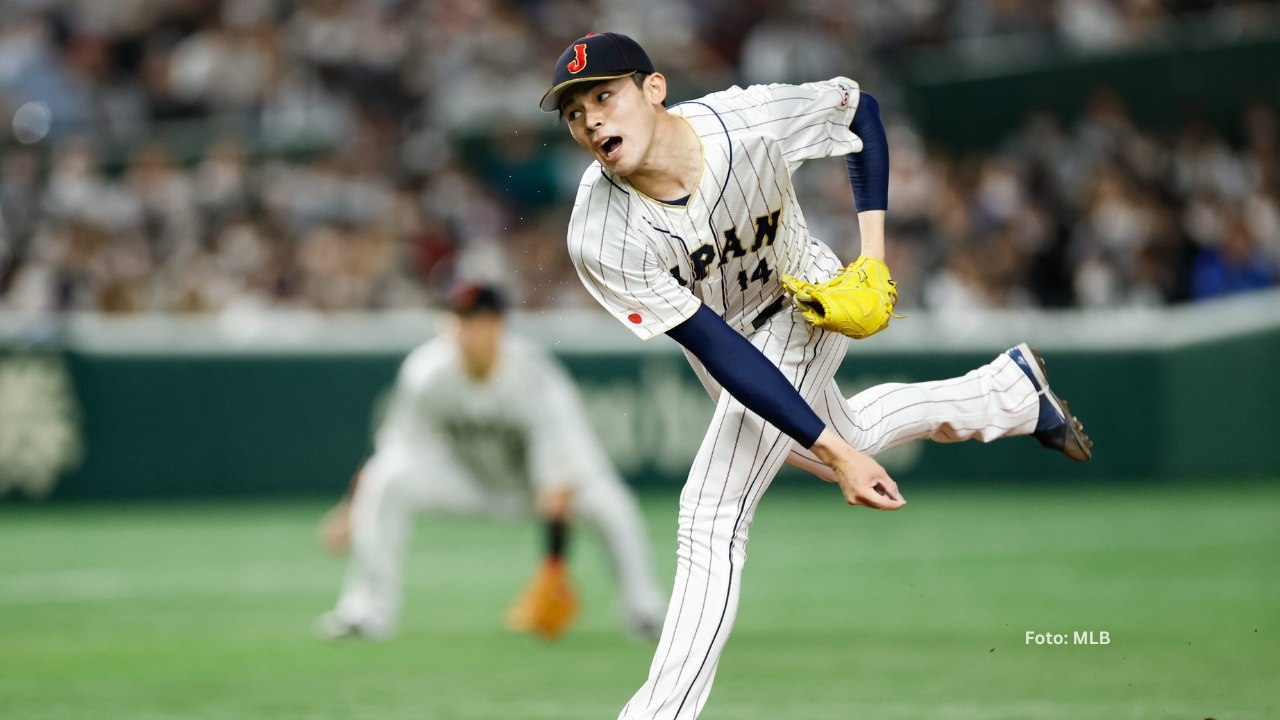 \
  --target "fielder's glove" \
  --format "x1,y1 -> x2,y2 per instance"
505,560 -> 580,640
781,256 -> 902,339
